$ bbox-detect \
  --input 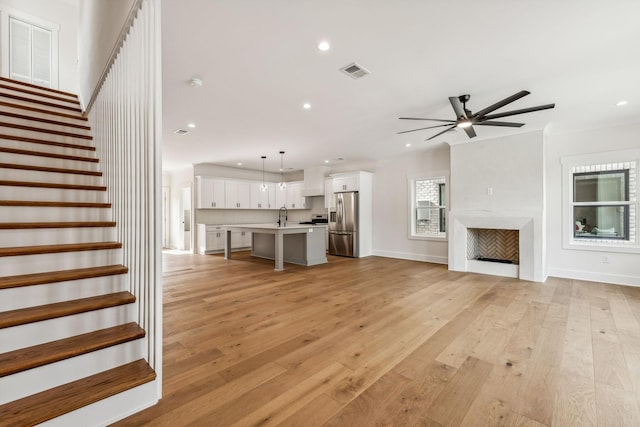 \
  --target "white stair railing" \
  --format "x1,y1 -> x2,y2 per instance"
87,0 -> 162,396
